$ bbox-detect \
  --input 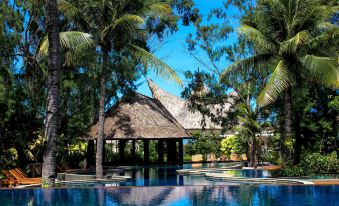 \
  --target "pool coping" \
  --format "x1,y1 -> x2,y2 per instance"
177,168 -> 321,185
204,173 -> 314,185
